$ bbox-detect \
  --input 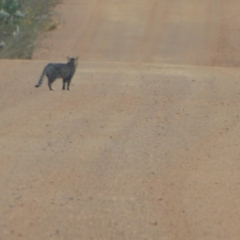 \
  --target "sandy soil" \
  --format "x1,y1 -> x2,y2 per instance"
1,0 -> 240,239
